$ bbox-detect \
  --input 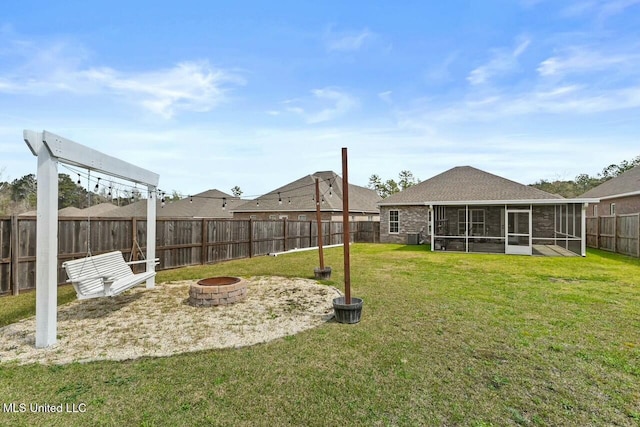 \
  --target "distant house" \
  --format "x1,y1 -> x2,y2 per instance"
379,166 -> 597,256
581,165 -> 640,217
232,171 -> 381,221
107,189 -> 243,218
